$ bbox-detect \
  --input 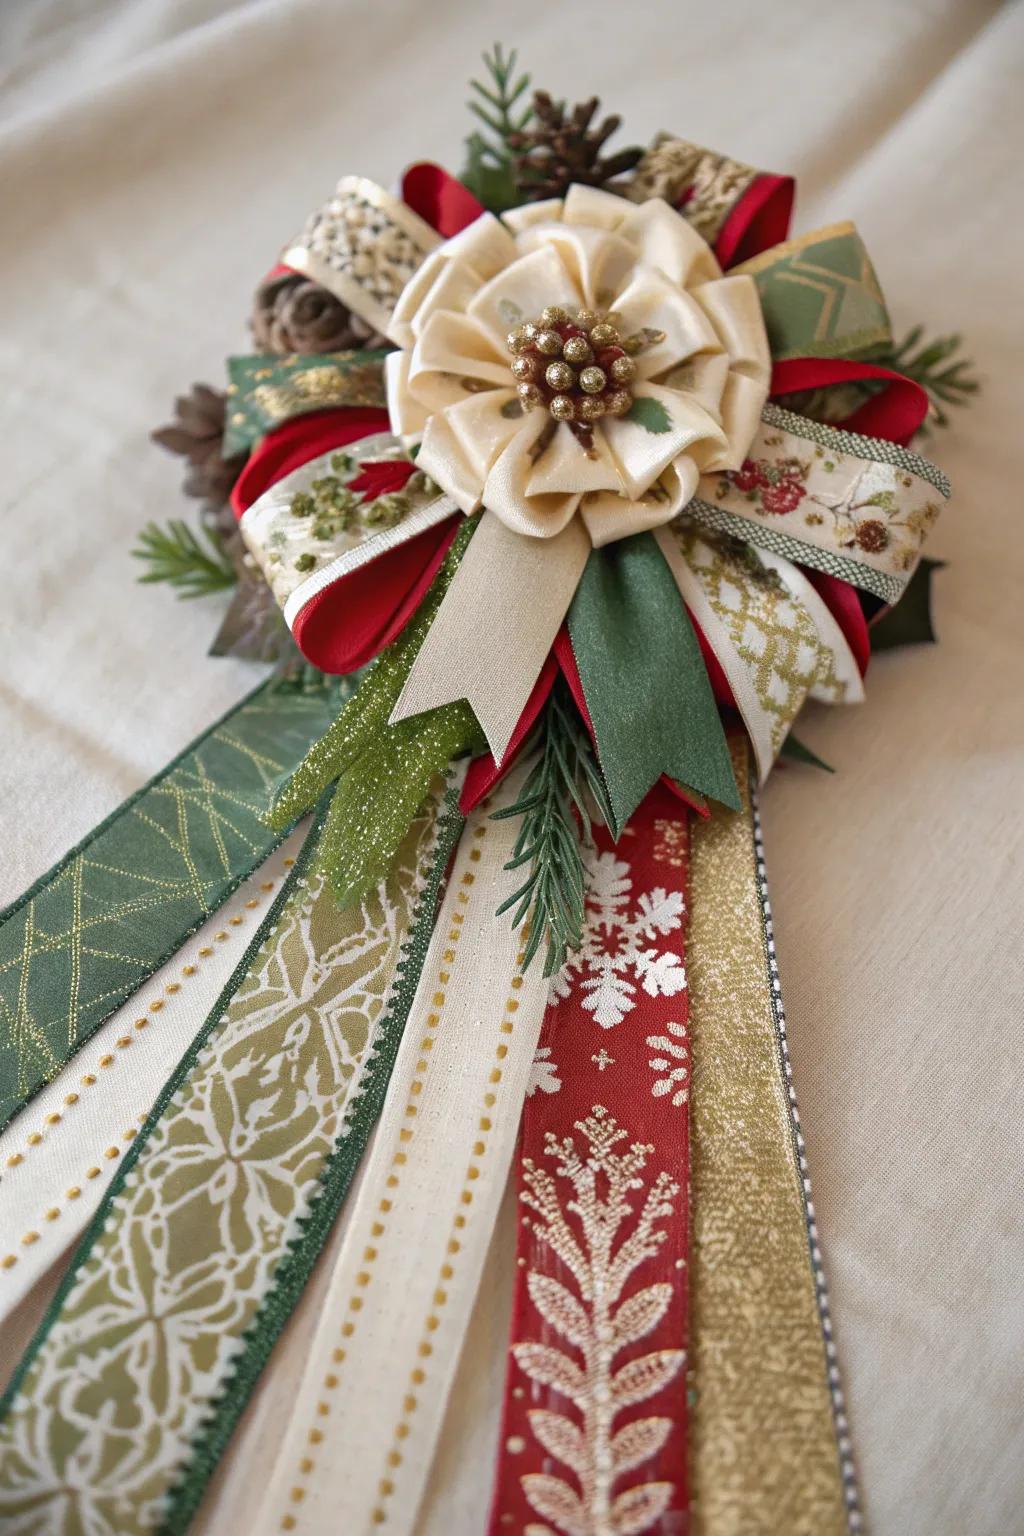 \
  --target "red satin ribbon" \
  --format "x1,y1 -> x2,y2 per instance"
716,172 -> 795,268
401,161 -> 484,238
770,357 -> 929,446
488,787 -> 692,1536
231,408 -> 391,516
